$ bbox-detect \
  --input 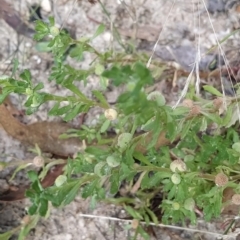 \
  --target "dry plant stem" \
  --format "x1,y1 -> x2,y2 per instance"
77,213 -> 223,237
